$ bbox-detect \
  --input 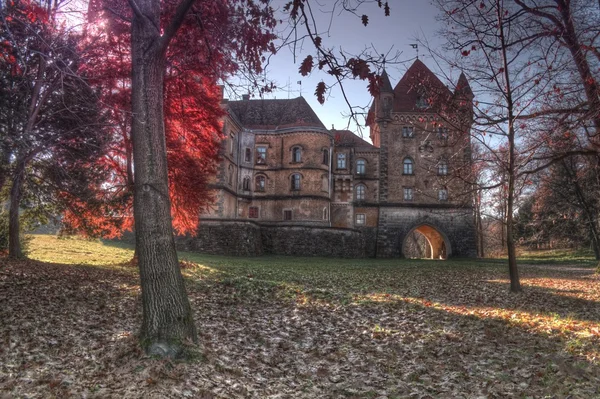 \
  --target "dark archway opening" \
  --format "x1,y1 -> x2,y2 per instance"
402,225 -> 450,260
